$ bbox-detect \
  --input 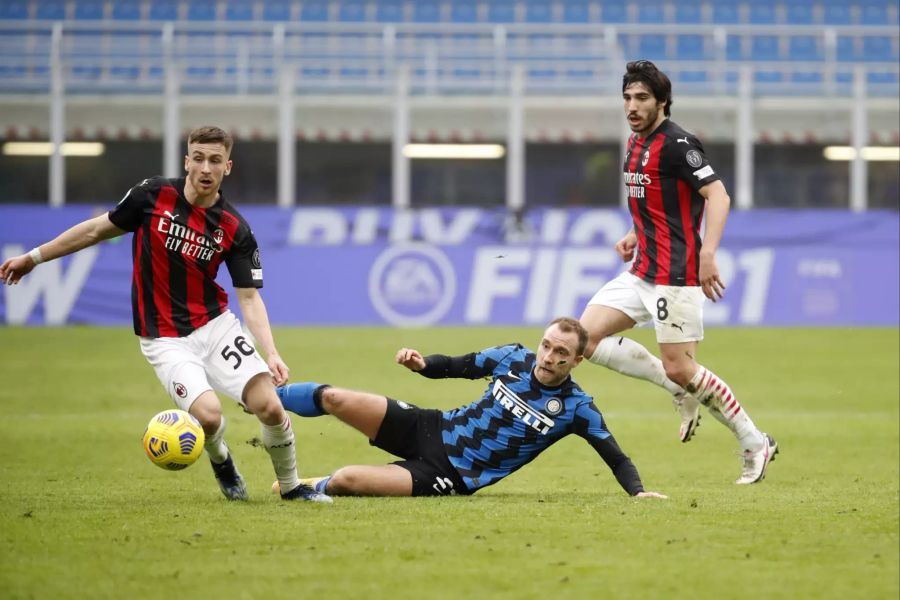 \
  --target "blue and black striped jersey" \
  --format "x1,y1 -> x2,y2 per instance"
432,343 -> 629,493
